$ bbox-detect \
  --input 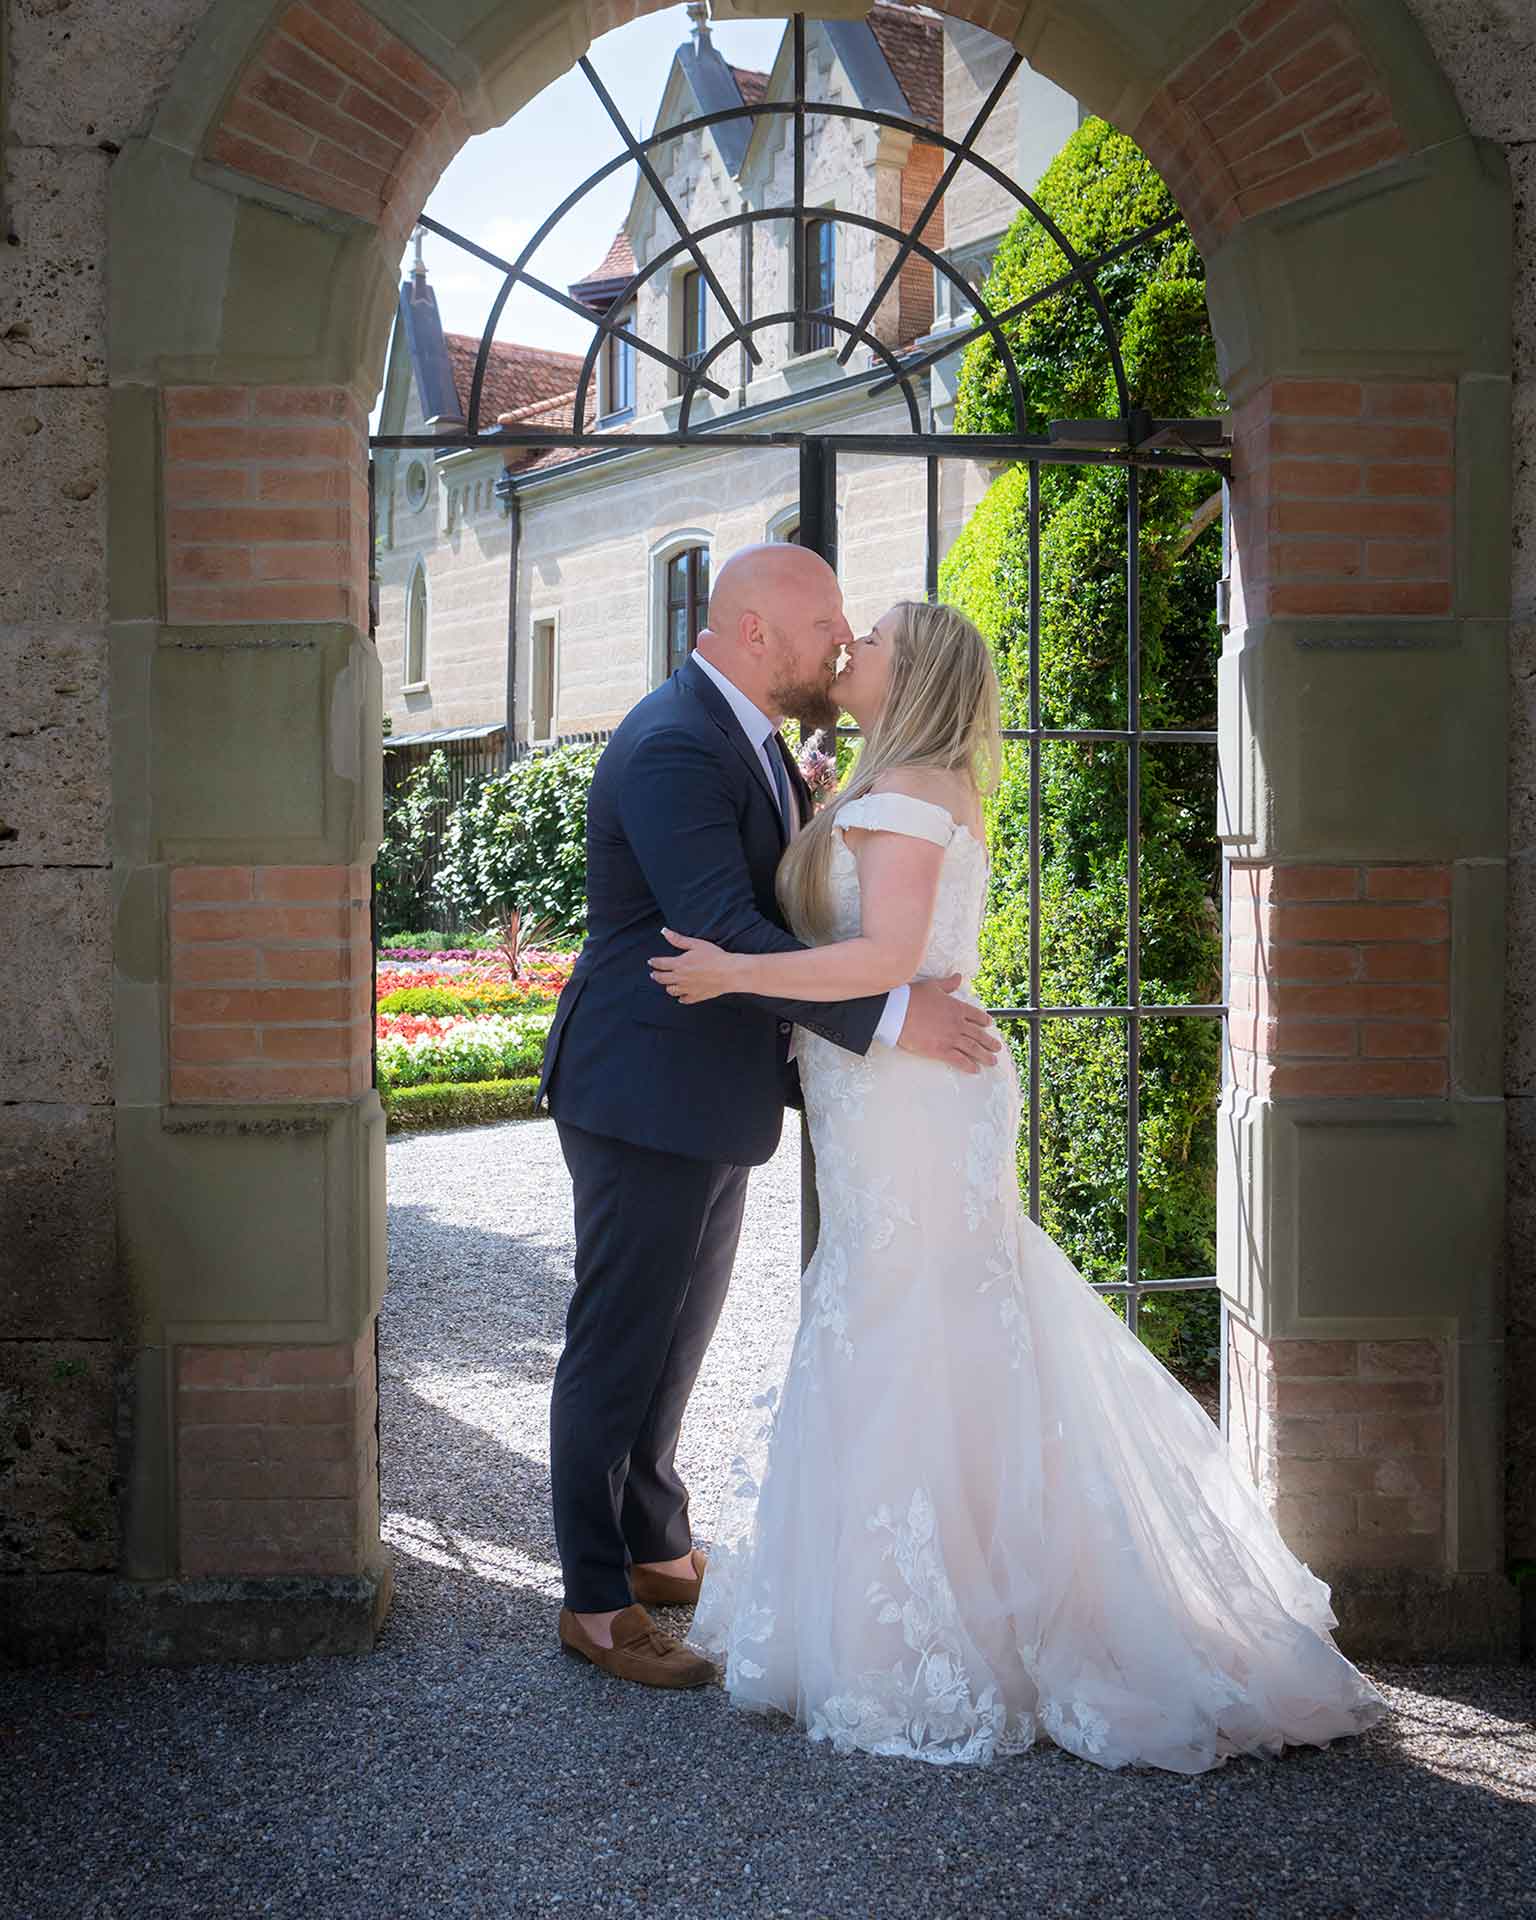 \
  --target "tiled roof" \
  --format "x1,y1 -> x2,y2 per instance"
442,334 -> 584,428
499,378 -> 602,475
867,4 -> 943,131
569,228 -> 638,305
731,65 -> 768,108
